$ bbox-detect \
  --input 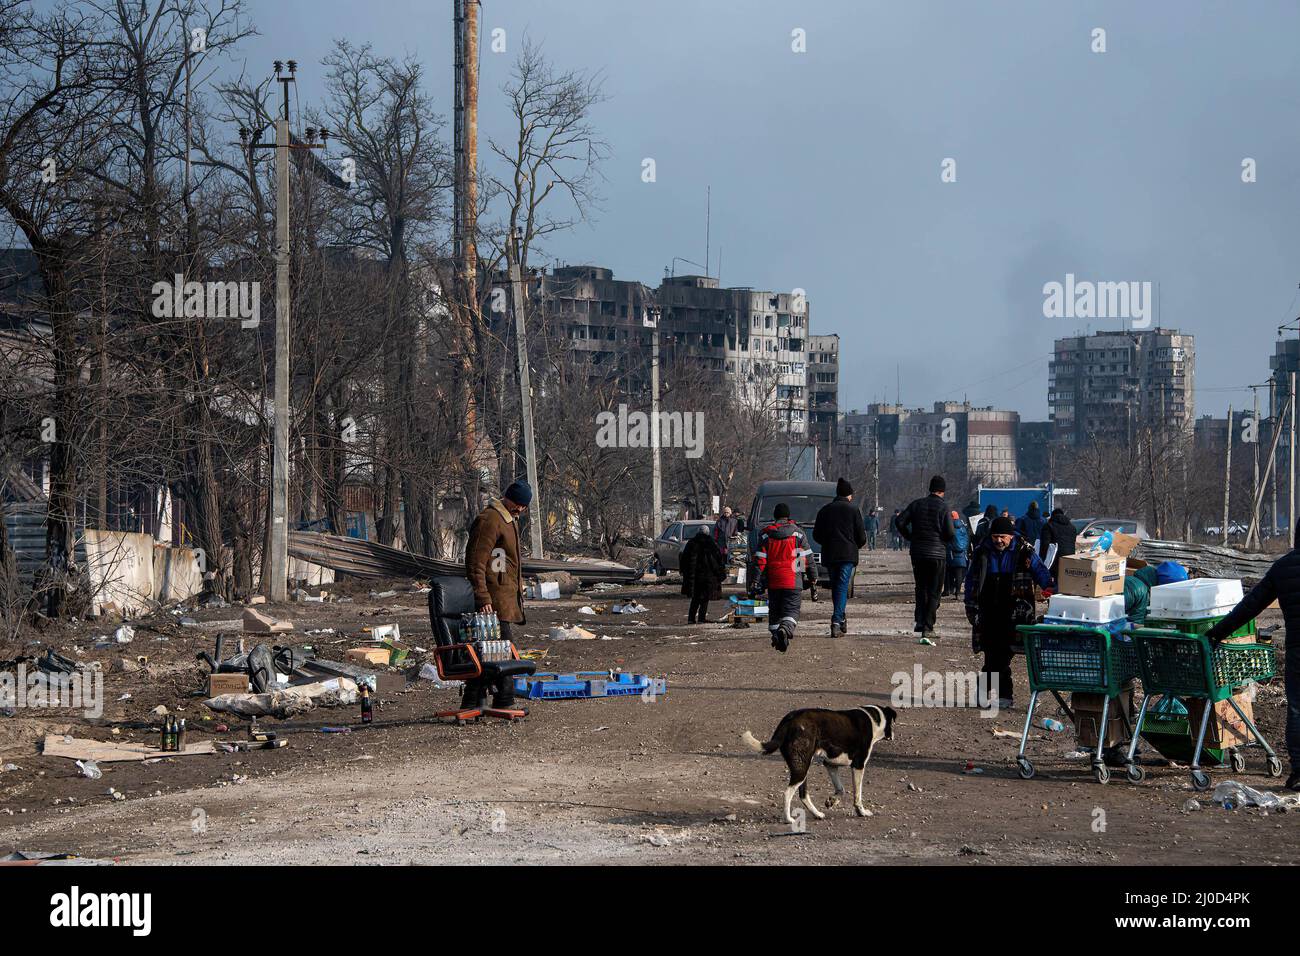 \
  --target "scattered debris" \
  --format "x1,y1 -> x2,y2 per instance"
243,607 -> 293,634
43,735 -> 216,762
548,625 -> 597,641
74,760 -> 102,780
